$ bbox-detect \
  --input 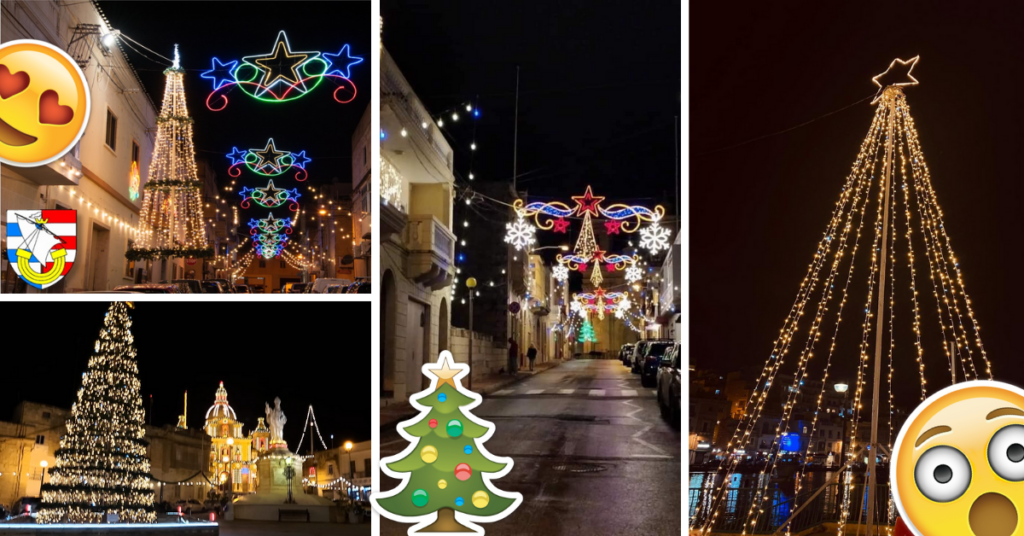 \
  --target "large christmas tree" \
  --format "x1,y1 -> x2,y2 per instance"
38,302 -> 156,524
374,352 -> 521,533
130,46 -> 211,261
